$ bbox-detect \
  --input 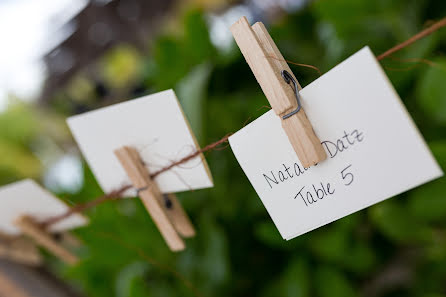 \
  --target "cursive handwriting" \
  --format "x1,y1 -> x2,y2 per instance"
262,128 -> 363,189
321,129 -> 364,158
